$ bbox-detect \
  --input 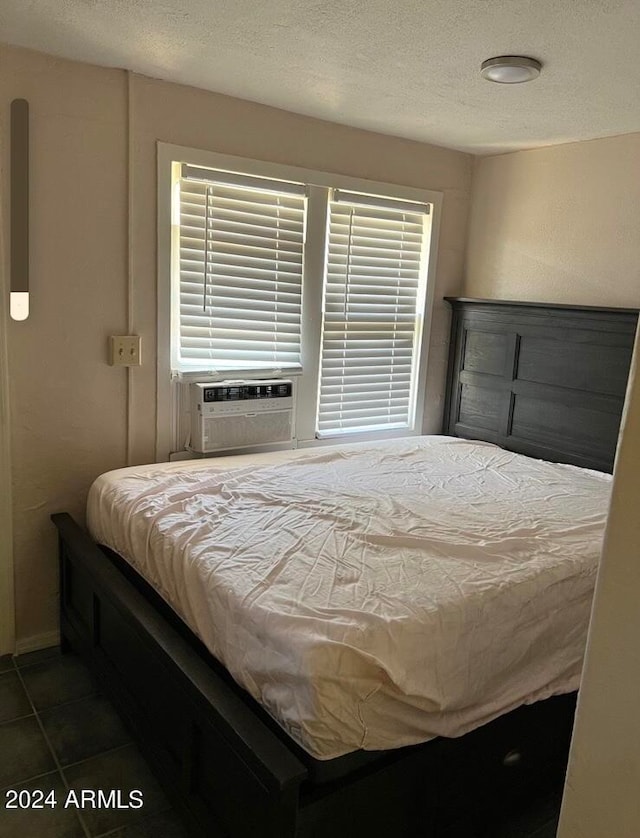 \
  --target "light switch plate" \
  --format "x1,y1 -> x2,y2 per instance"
110,335 -> 142,366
